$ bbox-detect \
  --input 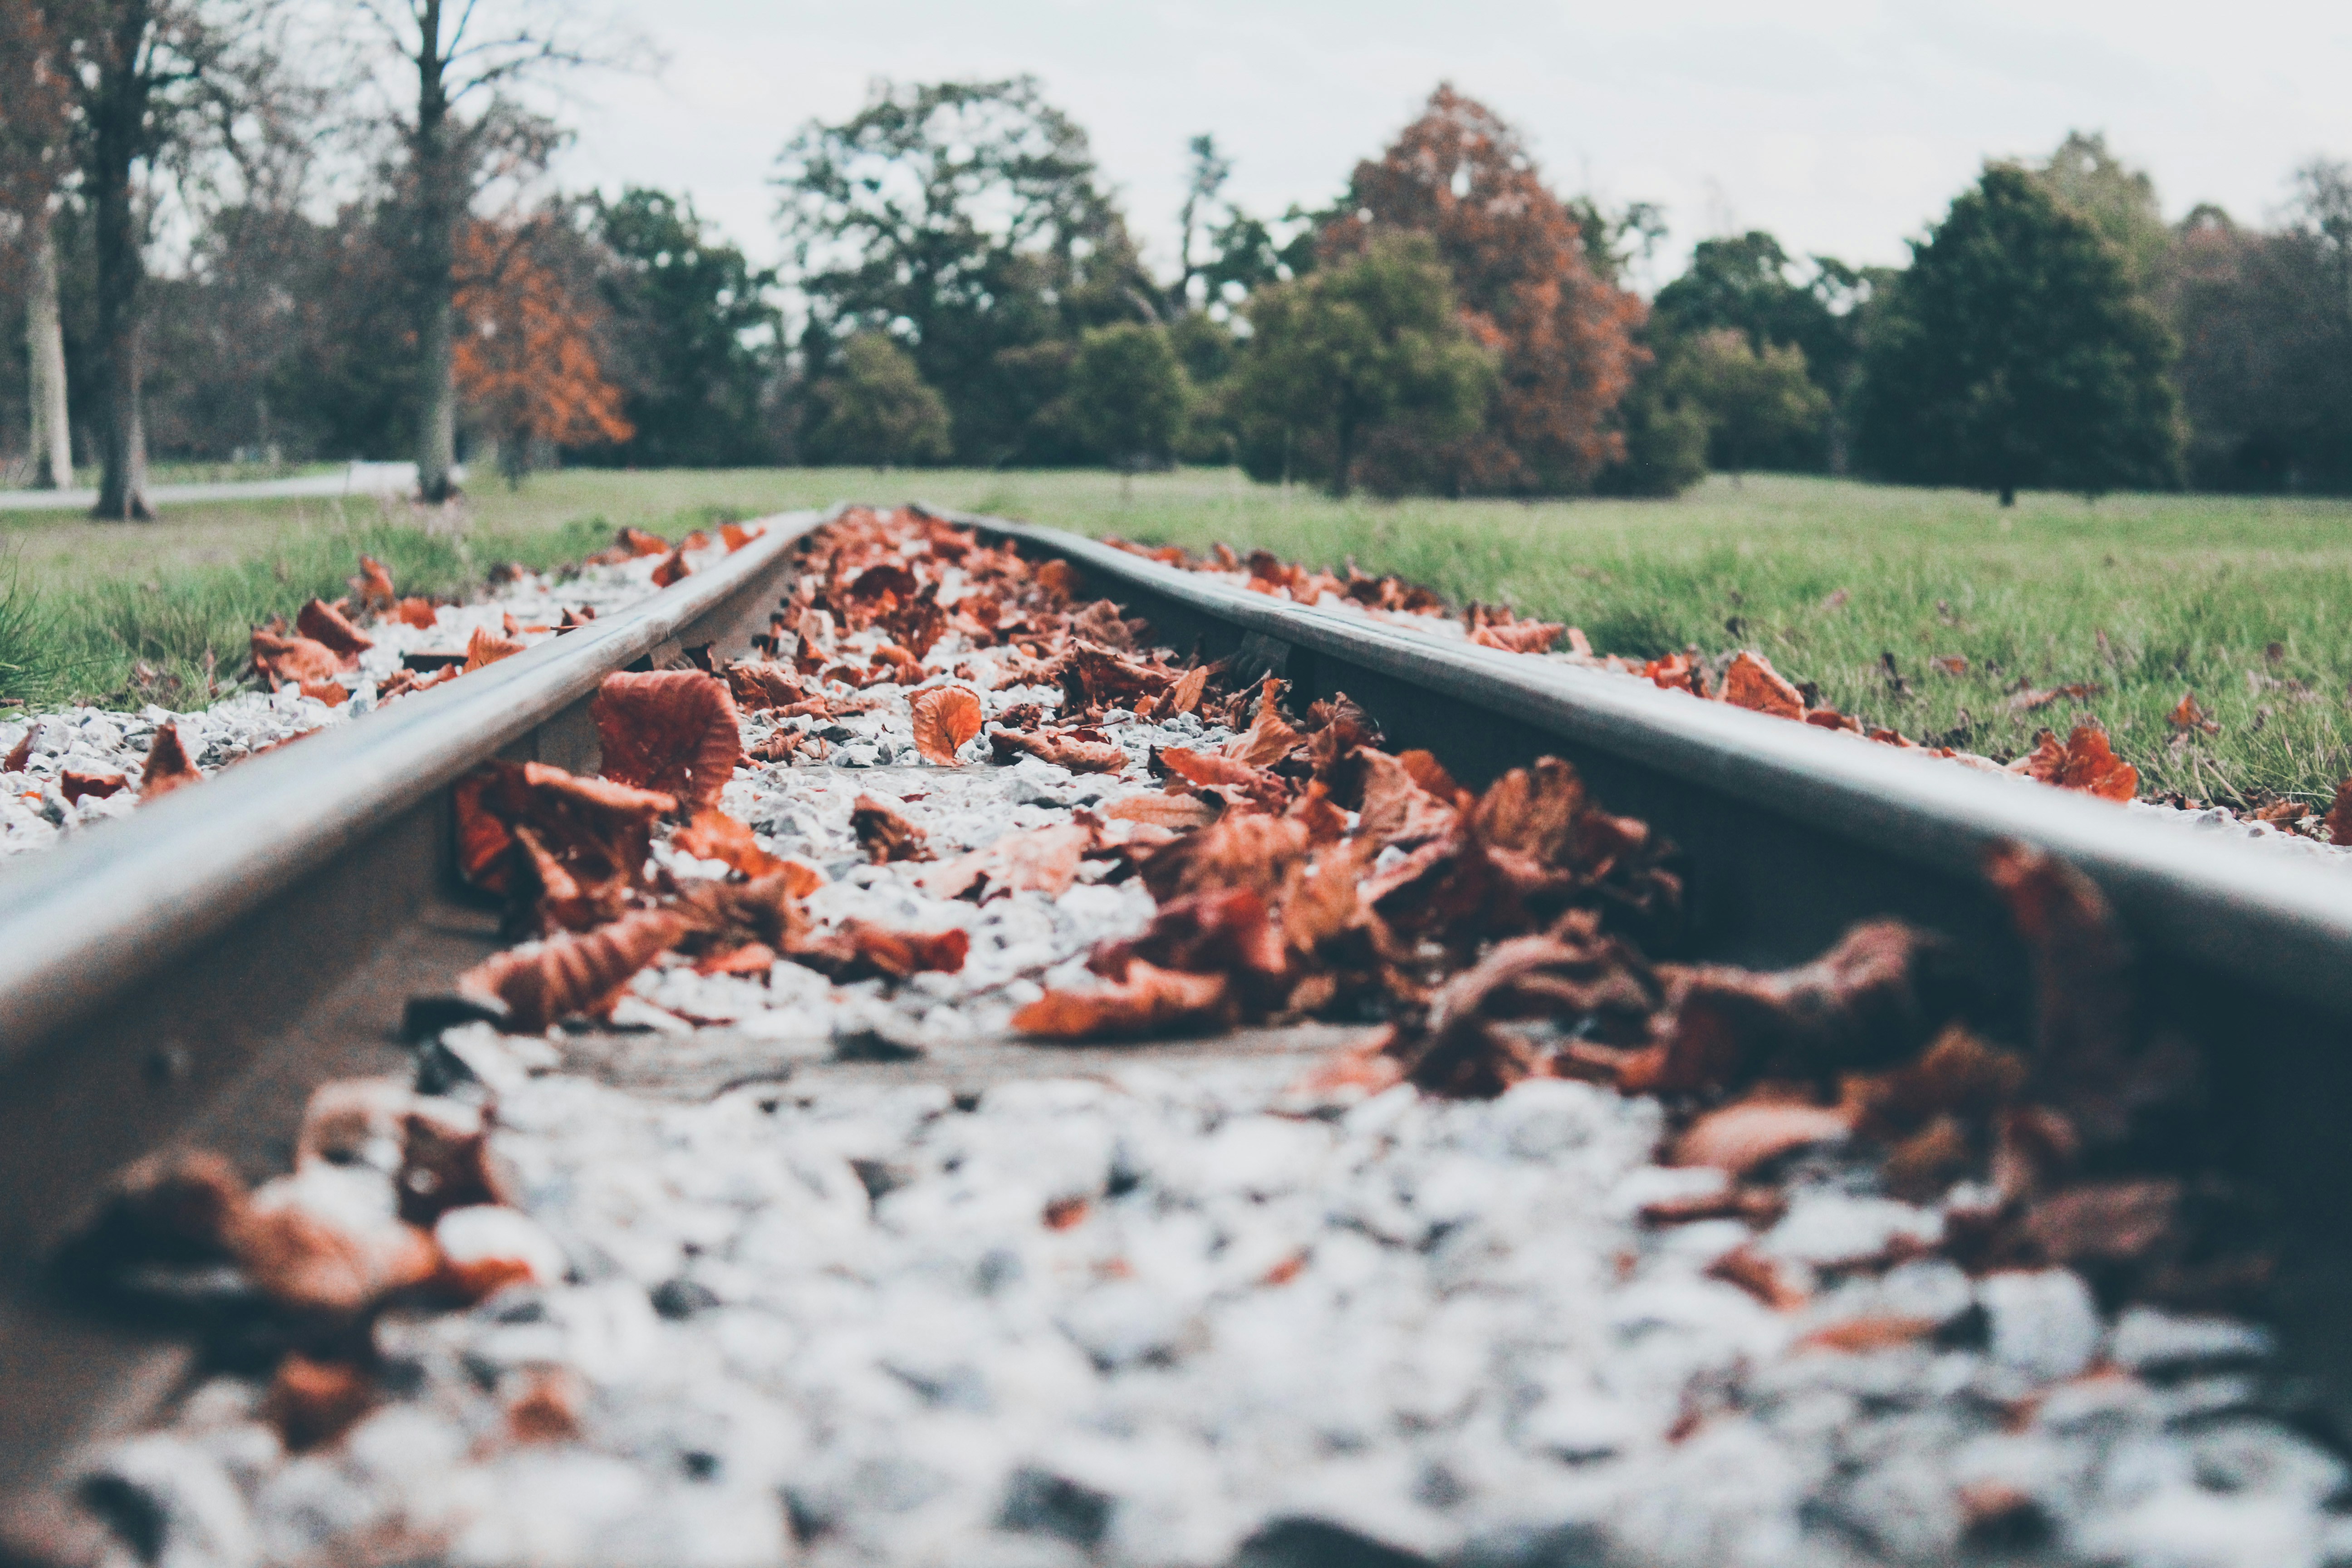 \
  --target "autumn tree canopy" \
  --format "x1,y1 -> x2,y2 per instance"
1320,86 -> 1645,496
453,216 -> 632,478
